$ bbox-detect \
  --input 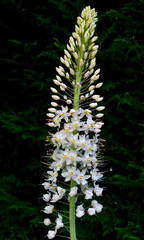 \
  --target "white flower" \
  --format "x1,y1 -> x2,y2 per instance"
78,135 -> 90,150
55,214 -> 64,229
74,169 -> 90,185
47,170 -> 58,182
61,166 -> 76,182
44,205 -> 54,214
47,230 -> 57,239
50,193 -> 61,203
56,106 -> 70,122
91,200 -> 103,213
93,184 -> 103,196
76,204 -> 85,218
84,188 -> 93,199
90,169 -> 103,181
66,149 -> 79,165
95,203 -> 103,213
67,133 -> 79,147
57,186 -> 66,197
42,182 -> 50,190
69,186 -> 78,197
43,193 -> 51,202
44,218 -> 51,226
88,207 -> 96,215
